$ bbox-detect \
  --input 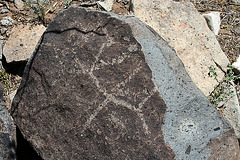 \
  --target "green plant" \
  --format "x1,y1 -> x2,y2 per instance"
209,65 -> 219,82
208,64 -> 240,108
0,68 -> 11,94
0,67 -> 20,96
